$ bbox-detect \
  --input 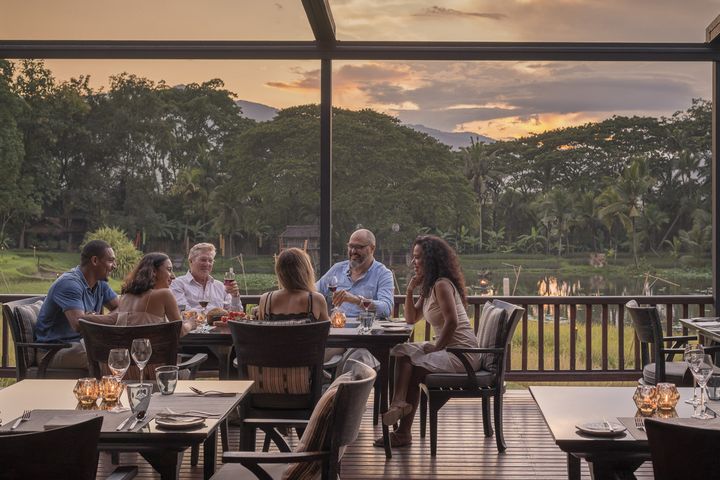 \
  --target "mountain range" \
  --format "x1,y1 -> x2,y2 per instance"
235,100 -> 493,150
